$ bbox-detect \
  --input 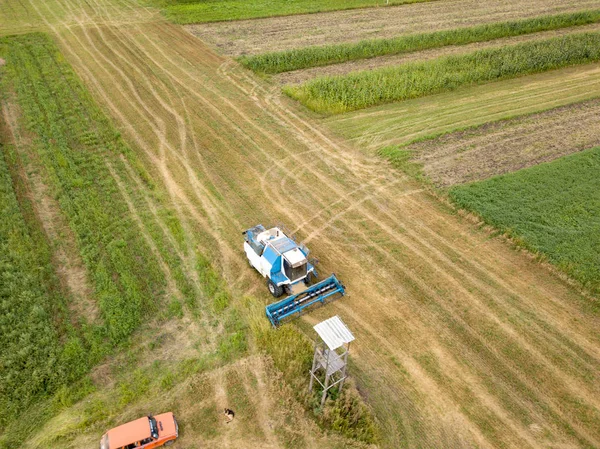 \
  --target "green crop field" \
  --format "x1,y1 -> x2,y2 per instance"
1,33 -> 168,344
0,121 -> 80,429
154,0 -> 437,24
286,32 -> 600,114
450,147 -> 600,296
240,10 -> 600,74
0,32 -> 173,436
